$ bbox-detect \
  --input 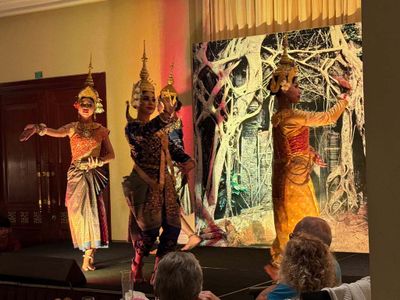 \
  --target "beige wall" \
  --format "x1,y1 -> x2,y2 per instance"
0,0 -> 192,241
0,2 -> 108,82
104,0 -> 163,241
